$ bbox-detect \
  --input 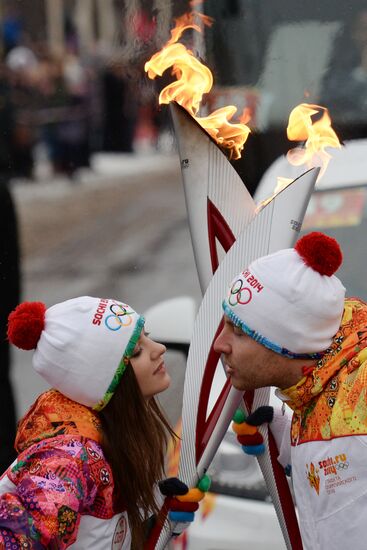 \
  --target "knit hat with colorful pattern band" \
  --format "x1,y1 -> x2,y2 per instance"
7,296 -> 145,411
222,232 -> 346,359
